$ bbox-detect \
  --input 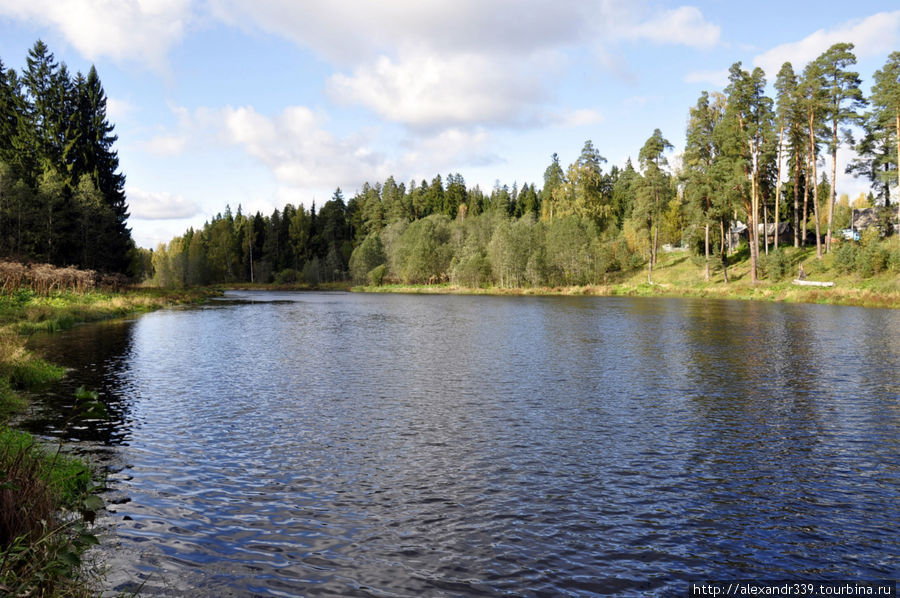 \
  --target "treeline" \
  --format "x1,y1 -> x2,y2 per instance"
151,44 -> 900,287
0,41 -> 134,274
